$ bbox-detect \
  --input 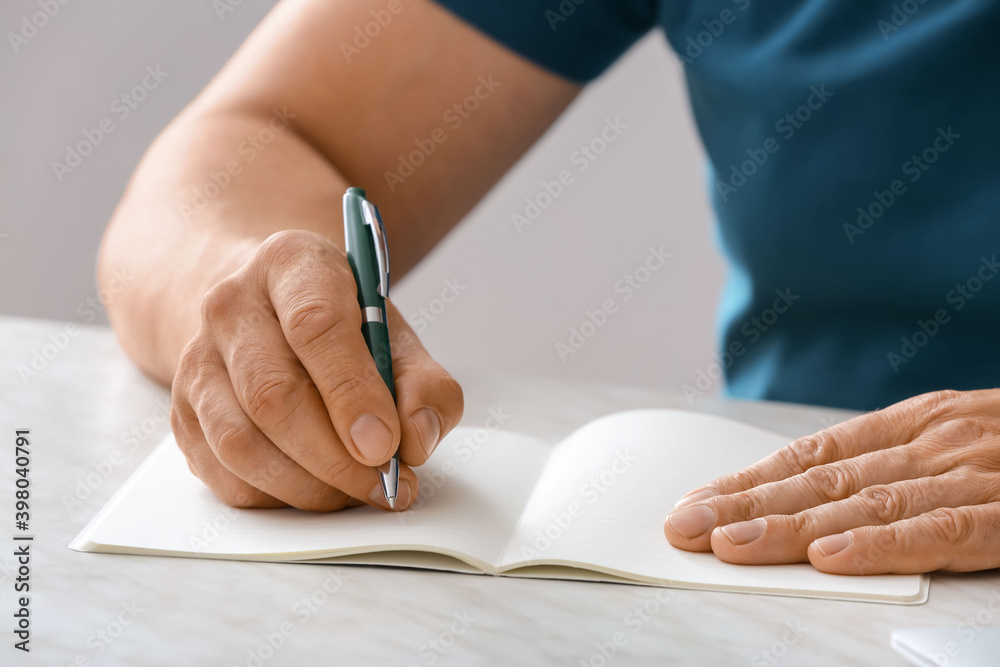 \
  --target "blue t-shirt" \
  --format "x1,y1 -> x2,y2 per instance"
433,0 -> 1000,410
